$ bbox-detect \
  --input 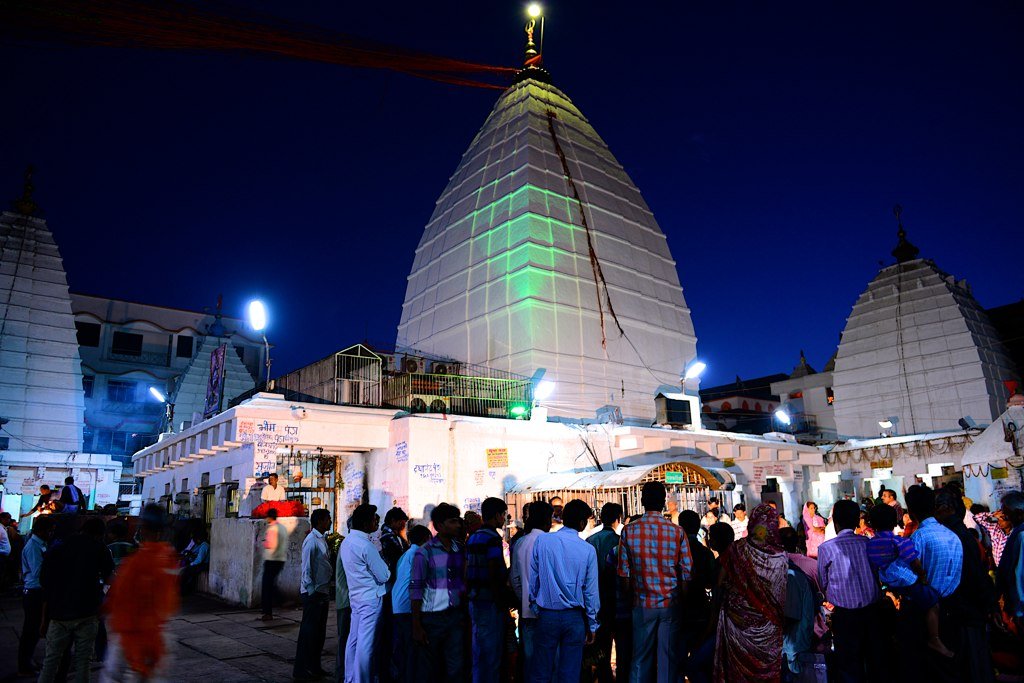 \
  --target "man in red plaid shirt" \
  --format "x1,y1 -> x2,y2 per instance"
617,481 -> 693,683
